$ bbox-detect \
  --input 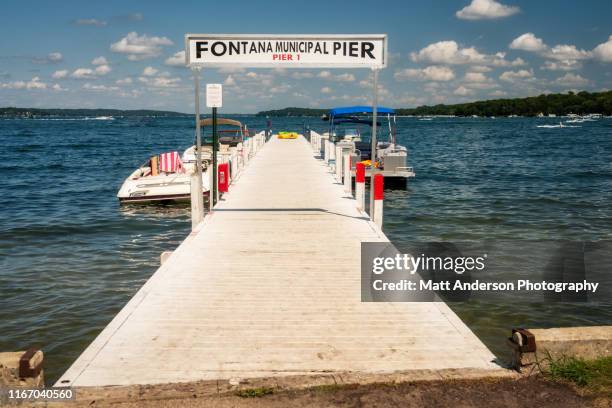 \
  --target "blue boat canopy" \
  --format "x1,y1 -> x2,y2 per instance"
329,106 -> 395,117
